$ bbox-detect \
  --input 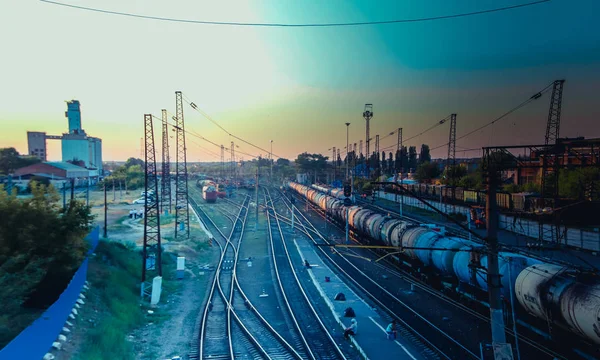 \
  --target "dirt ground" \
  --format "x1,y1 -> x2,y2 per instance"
57,190 -> 220,360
